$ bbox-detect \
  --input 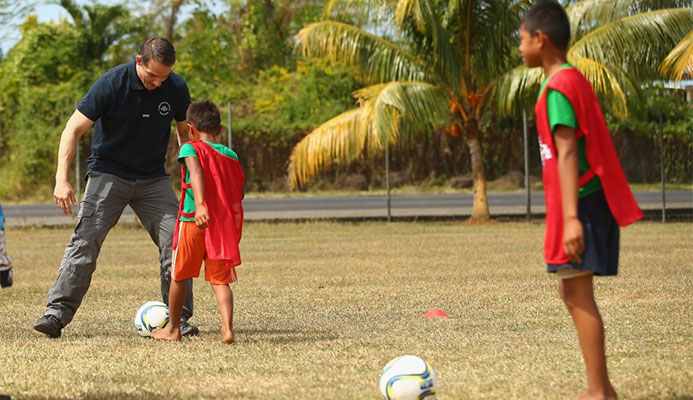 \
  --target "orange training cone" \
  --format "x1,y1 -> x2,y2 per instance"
423,308 -> 450,318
